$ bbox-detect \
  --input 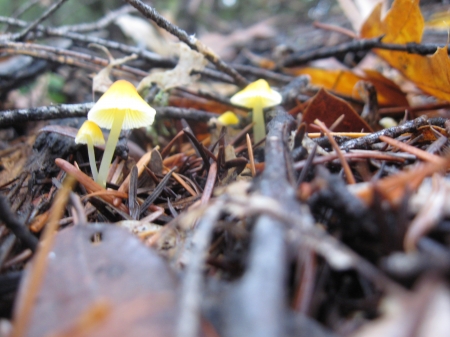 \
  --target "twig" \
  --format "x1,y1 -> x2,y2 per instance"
13,0 -> 69,41
56,5 -> 135,33
176,200 -> 224,337
379,102 -> 450,116
282,37 -> 450,67
0,103 -> 217,127
156,107 -> 217,122
246,134 -> 256,177
379,135 -> 444,165
339,115 -> 430,150
200,162 -> 217,205
313,21 -> 357,38
139,167 -> 176,215
123,0 -> 248,87
11,0 -> 42,19
232,64 -> 293,84
0,41 -> 147,77
293,150 -> 407,170
0,196 -> 38,252
0,16 -> 168,65
314,119 -> 356,184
